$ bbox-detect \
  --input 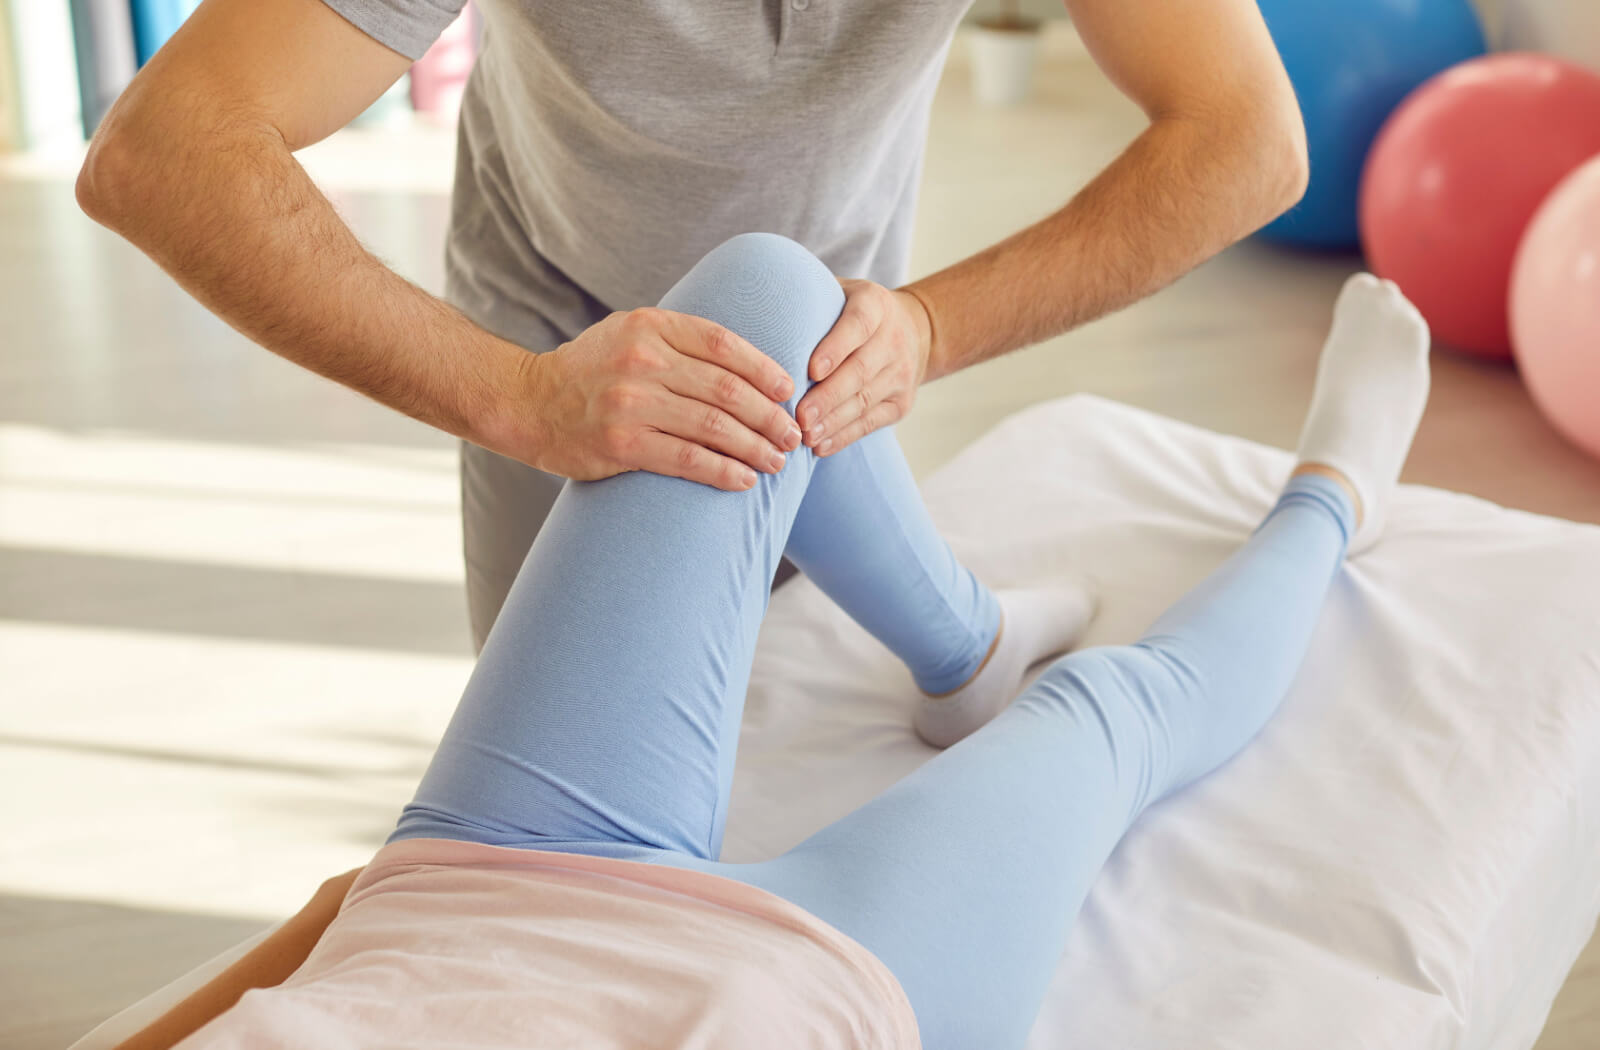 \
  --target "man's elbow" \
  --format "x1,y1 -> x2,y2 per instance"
1181,87 -> 1310,229
76,90 -> 196,235
78,135 -> 123,227
1256,94 -> 1310,219
76,127 -> 134,230
1271,112 -> 1311,213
